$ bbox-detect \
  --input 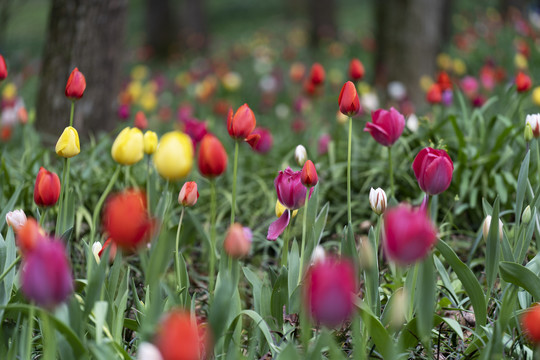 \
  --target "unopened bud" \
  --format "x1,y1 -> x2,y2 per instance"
525,123 -> 534,142
482,215 -> 503,242
390,288 -> 407,330
522,205 -> 532,224
358,237 -> 374,271
369,188 -> 387,215
91,242 -> 102,264
295,145 -> 307,166
311,245 -> 326,265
